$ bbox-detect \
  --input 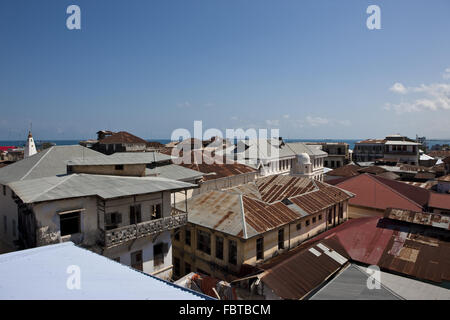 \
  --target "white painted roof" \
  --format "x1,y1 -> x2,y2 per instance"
0,242 -> 209,300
